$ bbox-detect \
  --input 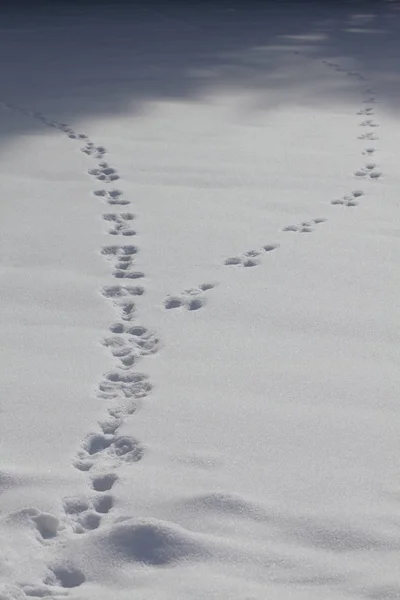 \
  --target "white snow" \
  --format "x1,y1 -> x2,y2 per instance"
1,1 -> 400,598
